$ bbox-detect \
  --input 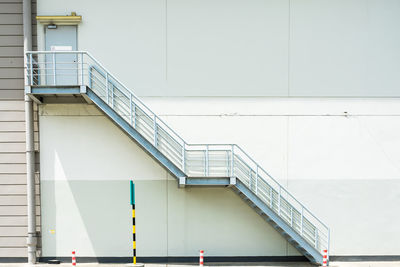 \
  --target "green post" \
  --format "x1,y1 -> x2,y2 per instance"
130,181 -> 136,264
130,181 -> 135,205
